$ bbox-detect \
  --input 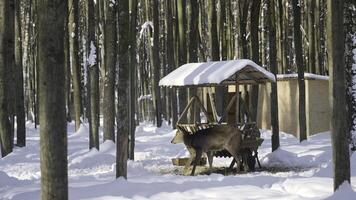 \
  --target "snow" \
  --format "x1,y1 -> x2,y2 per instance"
1,122 -> 356,199
159,59 -> 276,87
277,73 -> 329,81
139,21 -> 153,39
88,41 -> 97,67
